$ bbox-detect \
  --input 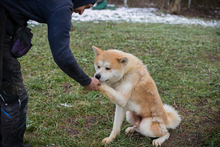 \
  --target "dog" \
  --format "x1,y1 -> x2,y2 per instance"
92,46 -> 181,146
